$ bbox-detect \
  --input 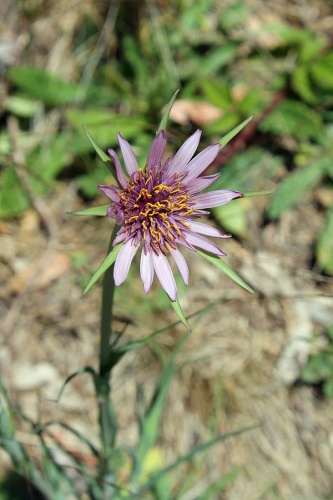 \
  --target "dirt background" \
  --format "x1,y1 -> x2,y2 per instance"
1,1 -> 333,499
